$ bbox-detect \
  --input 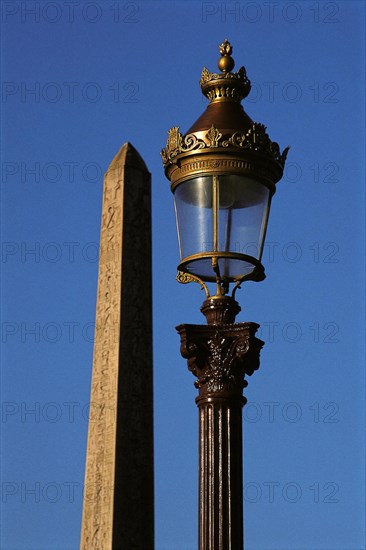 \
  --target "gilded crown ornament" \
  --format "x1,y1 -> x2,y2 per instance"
161,40 -> 289,191
200,39 -> 251,102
